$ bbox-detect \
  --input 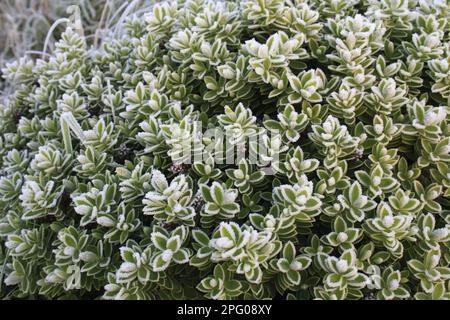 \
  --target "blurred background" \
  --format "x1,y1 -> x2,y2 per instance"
0,0 -> 159,89
1,1 -> 112,65
0,0 -> 163,66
